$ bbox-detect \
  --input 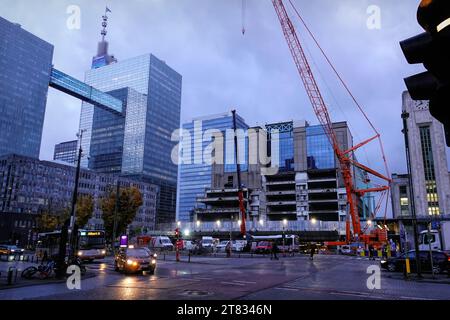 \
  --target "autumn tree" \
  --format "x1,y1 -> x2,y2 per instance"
36,213 -> 61,233
101,187 -> 143,241
36,195 -> 94,232
74,195 -> 94,228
